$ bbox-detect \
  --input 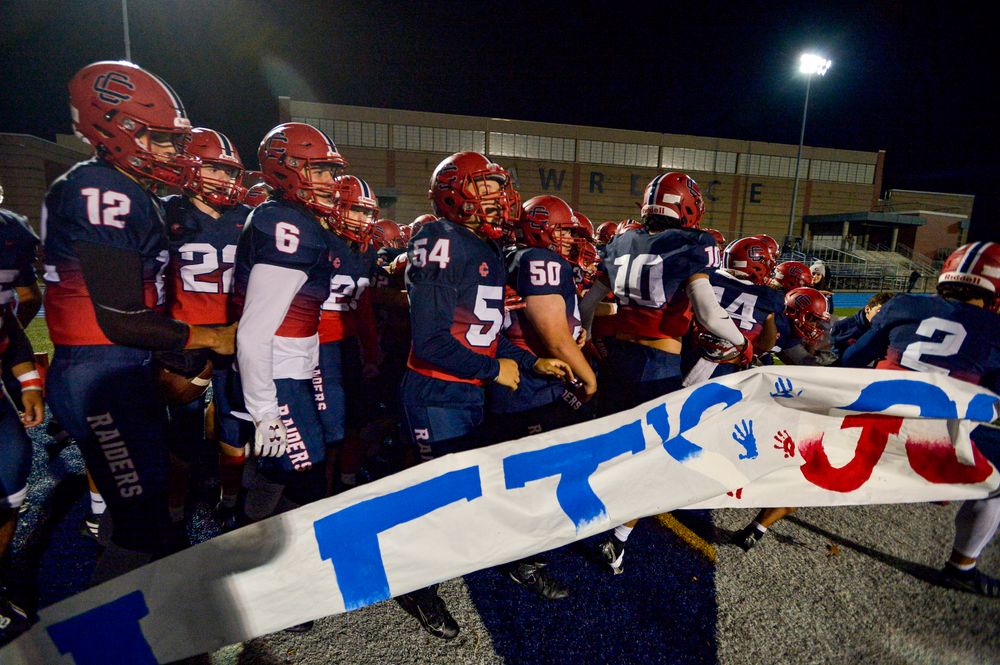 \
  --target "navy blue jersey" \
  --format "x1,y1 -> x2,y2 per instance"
42,158 -> 169,345
0,208 -> 39,314
707,269 -> 786,347
503,247 -> 581,354
232,199 -> 331,337
405,220 -> 511,384
831,309 -> 870,356
842,294 -> 1000,391
319,235 -> 378,343
602,227 -> 719,338
161,195 -> 250,325
682,269 -> 786,384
